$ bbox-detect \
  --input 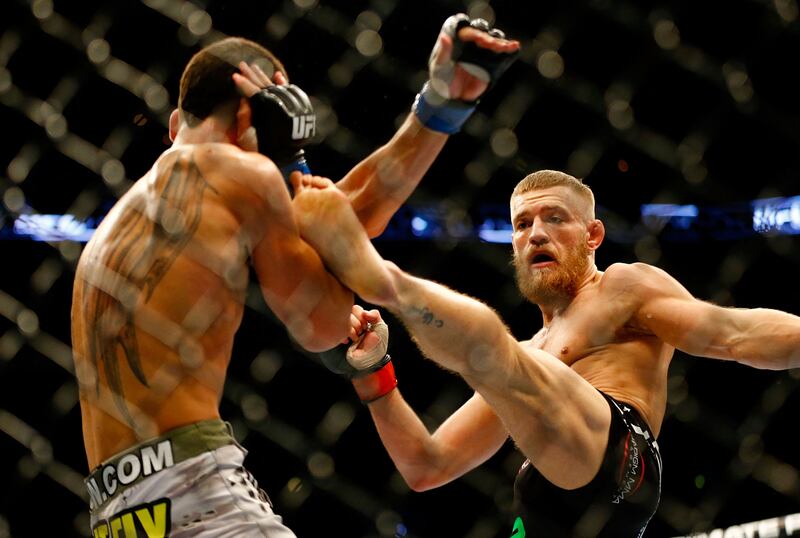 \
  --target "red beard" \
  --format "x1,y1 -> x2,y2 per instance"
513,242 -> 591,304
